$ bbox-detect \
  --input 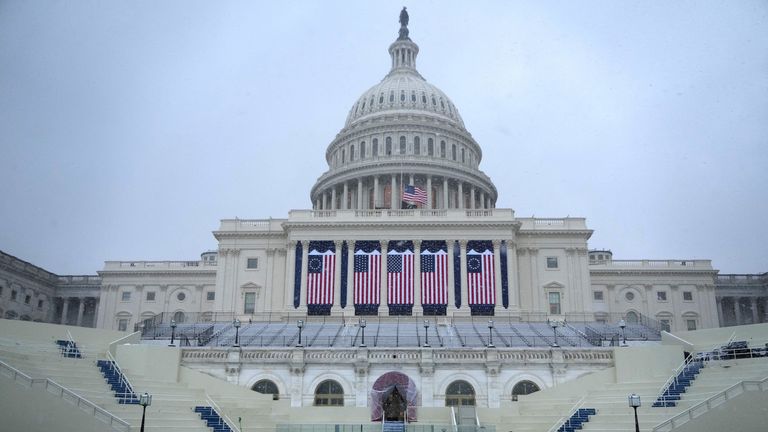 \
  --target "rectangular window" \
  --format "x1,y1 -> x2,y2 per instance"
657,291 -> 667,301
244,292 -> 256,314
11,290 -> 17,301
37,299 -> 44,309
546,257 -> 558,269
660,319 -> 671,332
246,258 -> 259,269
593,291 -> 604,301
117,319 -> 128,332
207,292 -> 215,301
683,291 -> 693,301
146,291 -> 156,301
121,291 -> 131,302
548,292 -> 561,315
686,319 -> 697,331
24,295 -> 31,304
